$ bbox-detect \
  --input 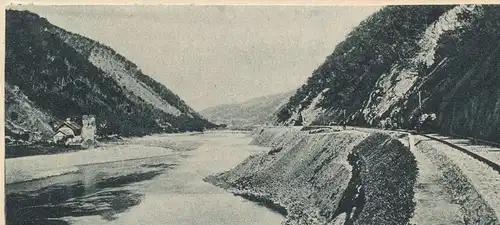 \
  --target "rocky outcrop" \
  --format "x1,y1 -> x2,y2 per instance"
205,128 -> 418,225
275,5 -> 500,142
